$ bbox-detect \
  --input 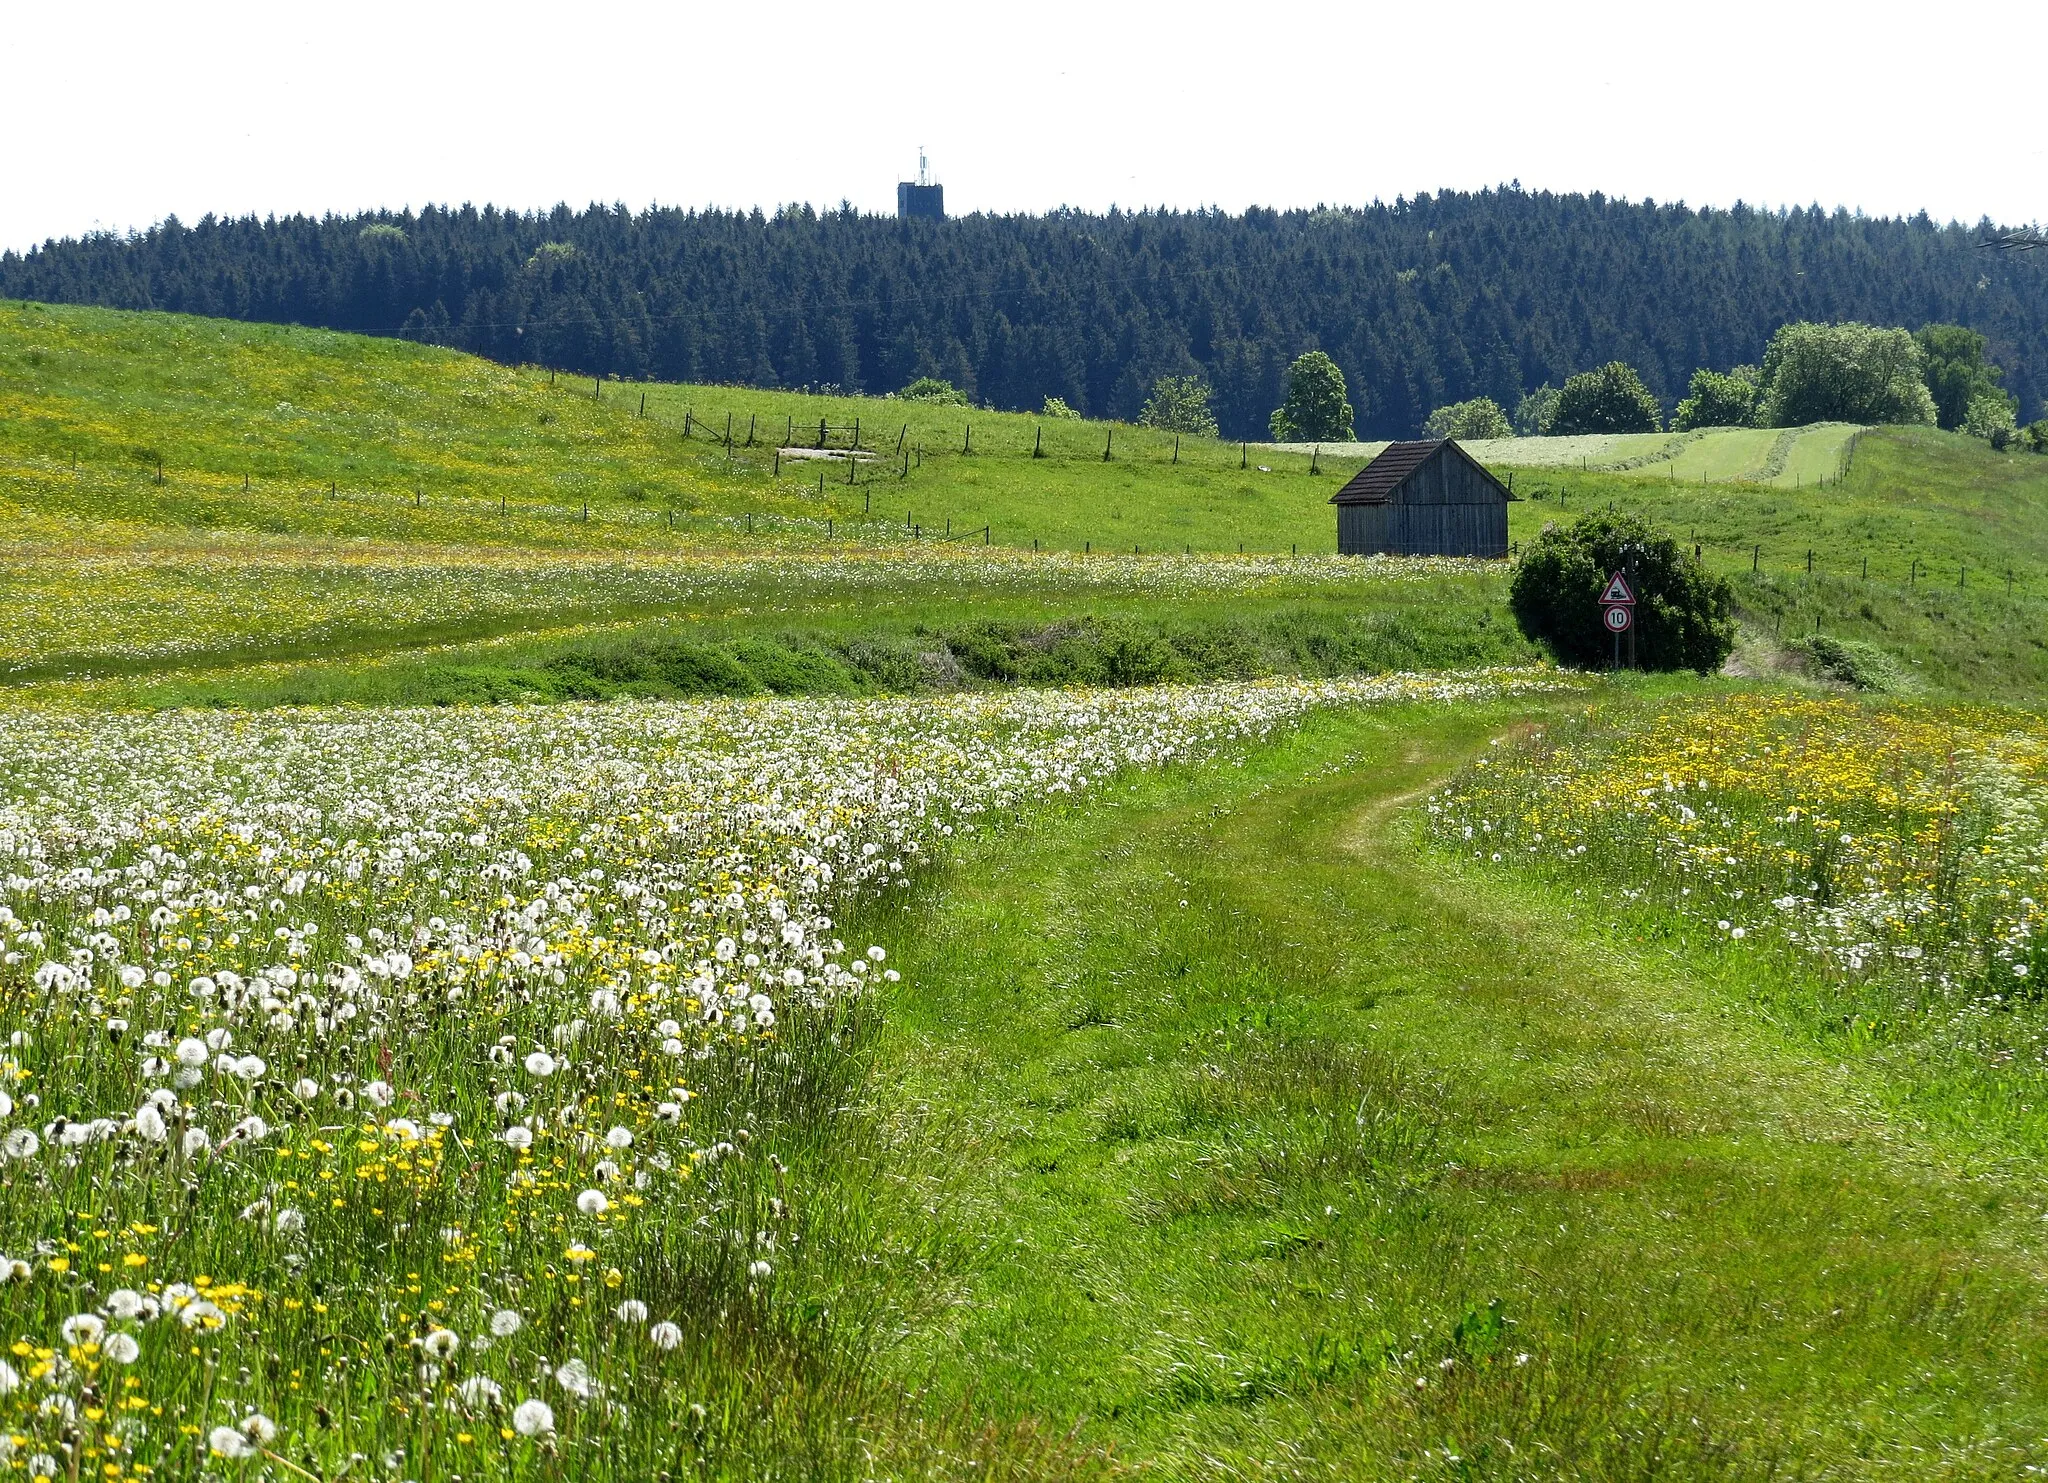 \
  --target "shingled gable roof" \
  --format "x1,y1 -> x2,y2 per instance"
1327,438 -> 1518,505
